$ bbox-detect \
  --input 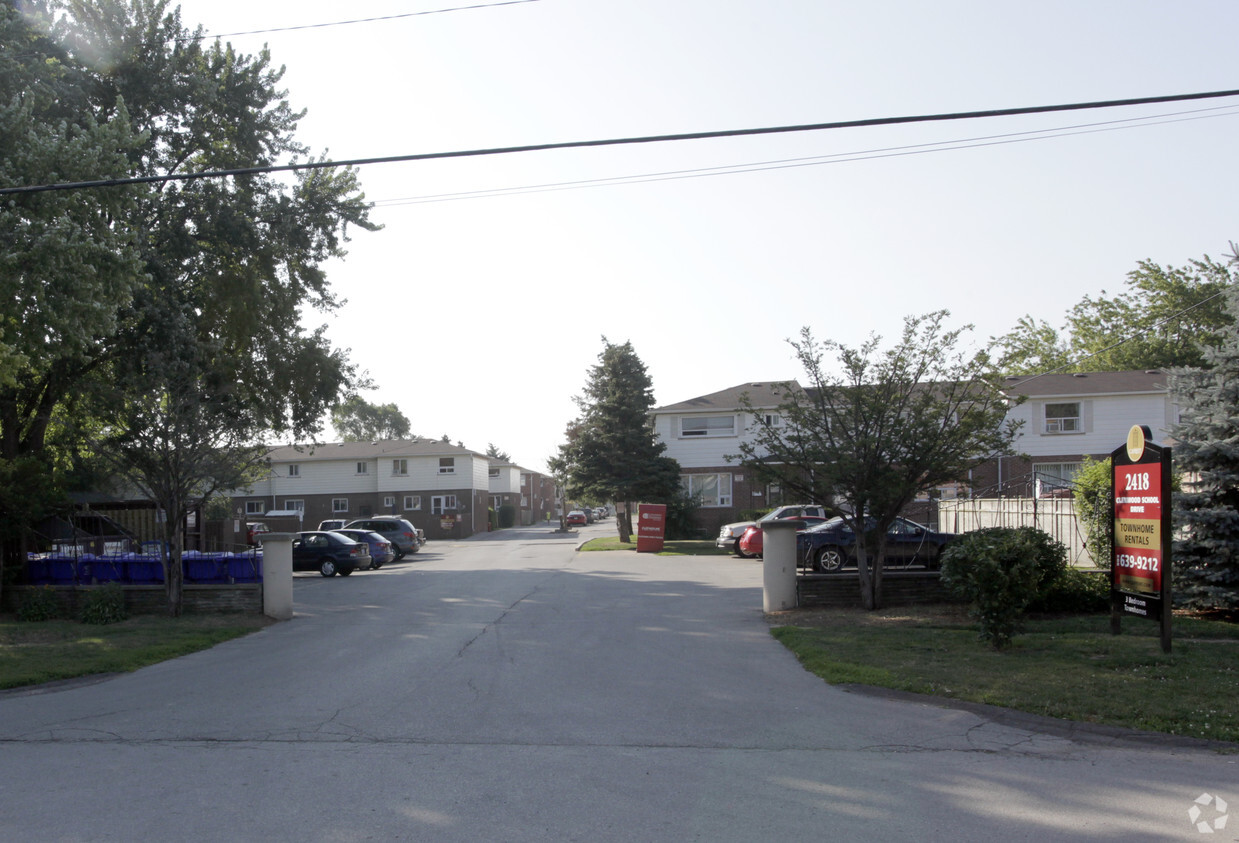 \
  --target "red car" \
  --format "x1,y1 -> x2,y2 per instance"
566,510 -> 587,526
737,516 -> 827,558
